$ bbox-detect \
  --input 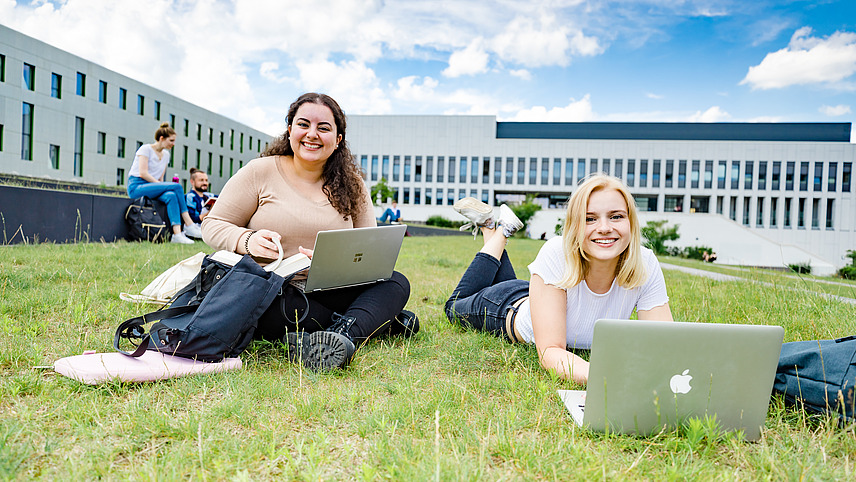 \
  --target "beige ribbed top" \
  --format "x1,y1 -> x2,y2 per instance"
201,156 -> 375,260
